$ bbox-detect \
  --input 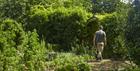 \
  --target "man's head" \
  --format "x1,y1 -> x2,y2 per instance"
99,25 -> 103,30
